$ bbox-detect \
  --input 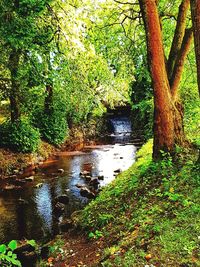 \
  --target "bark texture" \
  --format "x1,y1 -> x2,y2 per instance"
139,0 -> 191,159
190,0 -> 200,96
190,0 -> 200,163
170,28 -> 193,98
167,0 -> 190,80
139,0 -> 175,158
